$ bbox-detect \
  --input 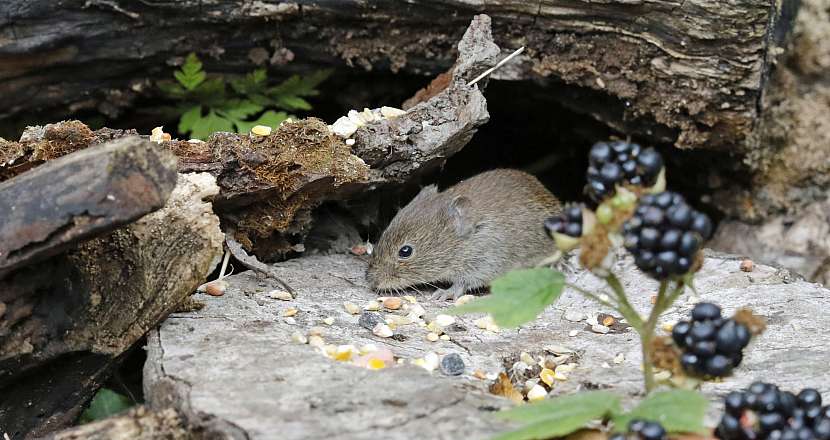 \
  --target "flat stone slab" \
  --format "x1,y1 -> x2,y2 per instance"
144,252 -> 830,439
